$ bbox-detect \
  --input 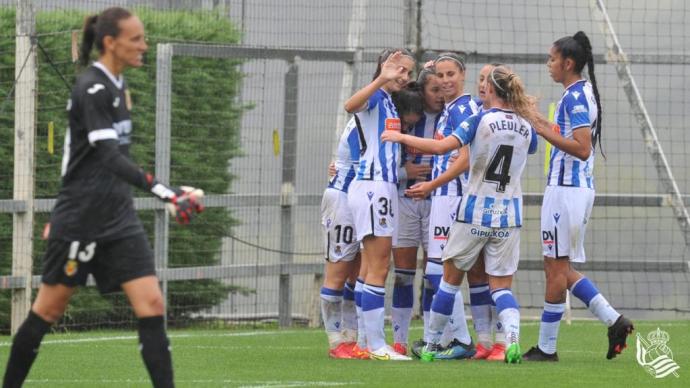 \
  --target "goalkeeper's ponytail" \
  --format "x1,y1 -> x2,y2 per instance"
79,7 -> 133,66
